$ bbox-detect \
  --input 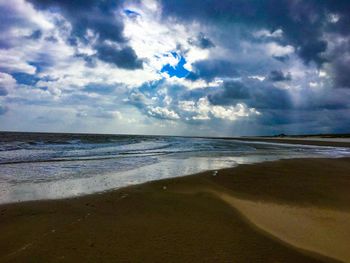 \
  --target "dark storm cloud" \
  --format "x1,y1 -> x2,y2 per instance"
330,38 -> 350,88
258,108 -> 350,135
268,70 -> 292,82
29,0 -> 124,42
29,0 -> 143,70
95,44 -> 143,69
297,40 -> 328,66
161,0 -> 350,74
207,77 -> 350,115
248,85 -> 293,110
188,33 -> 215,49
207,79 -> 293,110
333,56 -> 350,89
186,59 -> 239,82
258,110 -> 306,126
208,81 -> 250,105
